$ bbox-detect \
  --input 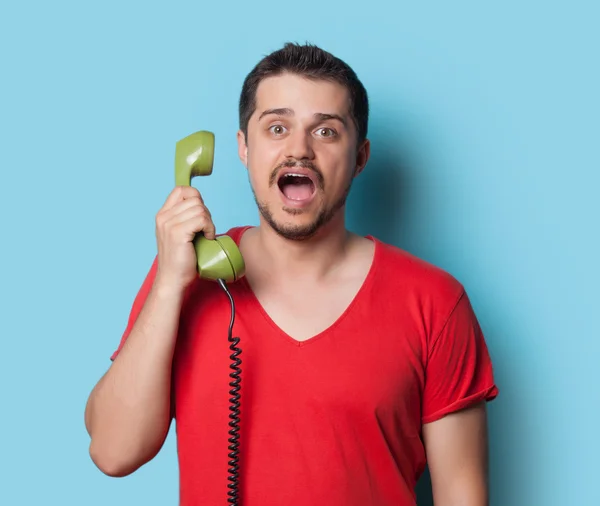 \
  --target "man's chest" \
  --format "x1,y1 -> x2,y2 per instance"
173,294 -> 427,429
